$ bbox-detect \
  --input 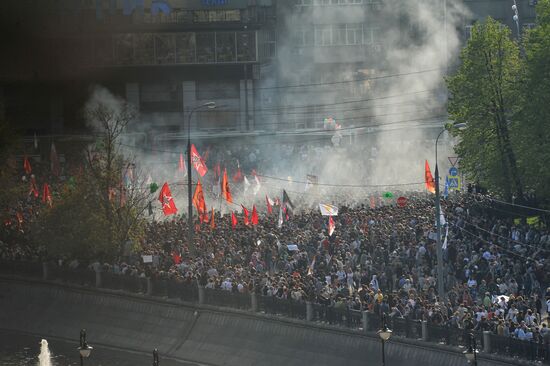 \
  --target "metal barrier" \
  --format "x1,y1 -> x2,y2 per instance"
0,260 -> 43,278
2,260 -> 549,364
205,288 -> 250,310
50,266 -> 95,287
